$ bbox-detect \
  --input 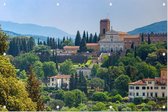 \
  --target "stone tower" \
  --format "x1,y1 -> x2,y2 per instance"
100,19 -> 110,39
